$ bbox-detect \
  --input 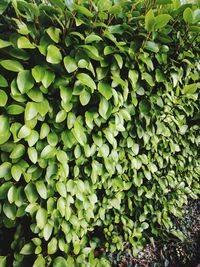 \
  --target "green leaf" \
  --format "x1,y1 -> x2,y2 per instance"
11,165 -> 22,181
128,70 -> 139,88
56,110 -> 67,123
0,59 -> 24,72
18,125 -> 31,139
98,81 -> 112,100
60,86 -> 73,102
25,102 -> 38,120
17,37 -> 35,49
33,255 -> 45,267
0,39 -> 11,48
182,83 -> 198,94
7,185 -> 15,203
20,243 -> 34,255
139,99 -> 151,115
99,97 -> 109,119
56,181 -> 67,197
79,89 -> 91,106
46,45 -> 62,64
40,123 -> 50,139
48,237 -> 57,254
10,144 -> 25,159
80,45 -> 103,61
145,9 -> 155,32
53,256 -> 68,267
28,147 -> 38,164
171,229 -> 186,242
43,223 -> 53,241
154,14 -> 172,29
64,56 -> 78,73
0,162 -> 11,178
27,88 -> 44,102
36,181 -> 47,199
7,104 -> 24,115
27,130 -> 39,147
0,90 -> 8,107
156,68 -> 165,82
3,202 -> 16,220
17,70 -> 34,94
0,74 -> 8,87
77,73 -> 96,92
24,183 -> 38,203
36,208 -> 47,229
42,69 -> 55,88
85,34 -> 102,44
49,0 -> 65,9
41,145 -> 56,159
47,132 -> 58,146
142,72 -> 155,86
144,41 -> 159,53
0,256 -> 7,267
73,120 -> 87,146
57,197 -> 65,217
74,4 -> 93,17
32,65 -> 45,83
114,54 -> 123,69
47,27 -> 61,43
183,7 -> 193,24
0,115 -> 10,145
